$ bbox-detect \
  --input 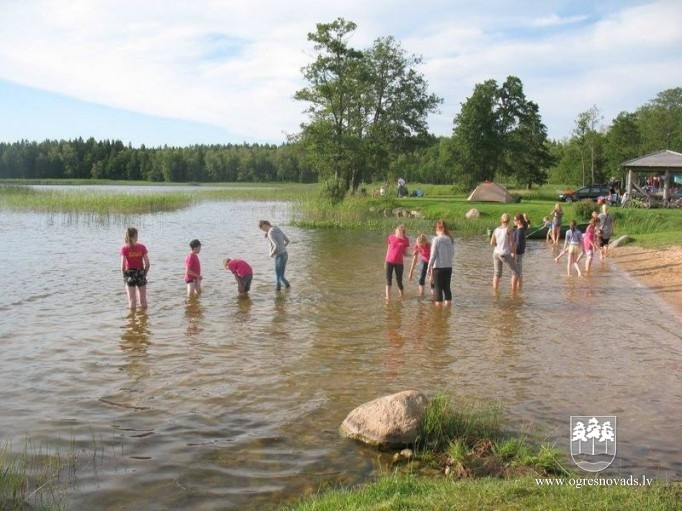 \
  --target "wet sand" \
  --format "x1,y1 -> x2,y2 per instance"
611,245 -> 682,318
